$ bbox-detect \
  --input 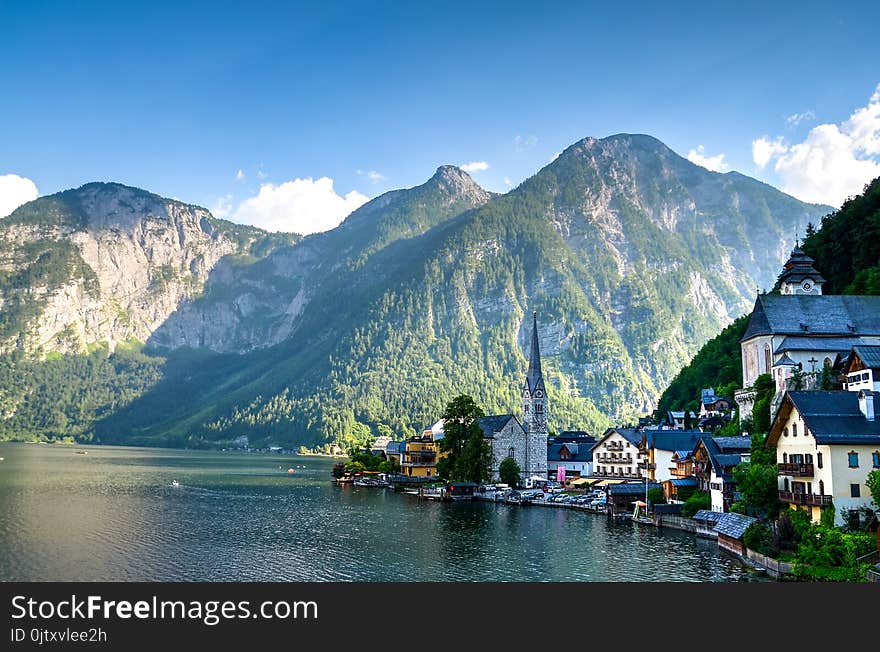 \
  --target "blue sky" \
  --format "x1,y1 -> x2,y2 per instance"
2,1 -> 879,232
